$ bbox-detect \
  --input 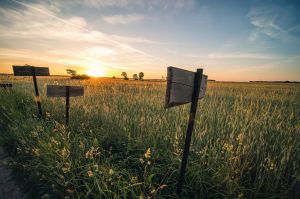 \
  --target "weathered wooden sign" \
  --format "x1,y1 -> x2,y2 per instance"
0,84 -> 13,88
164,66 -> 208,197
12,65 -> 50,118
47,85 -> 84,125
13,66 -> 50,76
165,67 -> 207,108
47,85 -> 84,97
